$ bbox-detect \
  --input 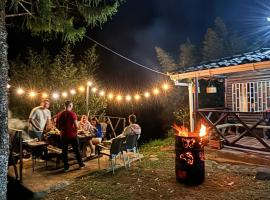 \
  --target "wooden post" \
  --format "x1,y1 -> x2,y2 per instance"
194,77 -> 199,131
188,83 -> 195,132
